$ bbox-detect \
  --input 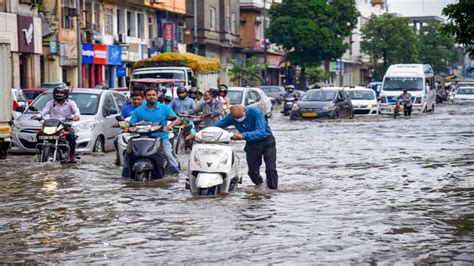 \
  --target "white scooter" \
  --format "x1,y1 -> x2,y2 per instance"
188,126 -> 242,196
